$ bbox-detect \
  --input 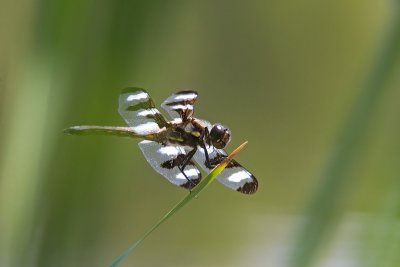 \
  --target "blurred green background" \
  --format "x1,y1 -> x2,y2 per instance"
1,0 -> 400,266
